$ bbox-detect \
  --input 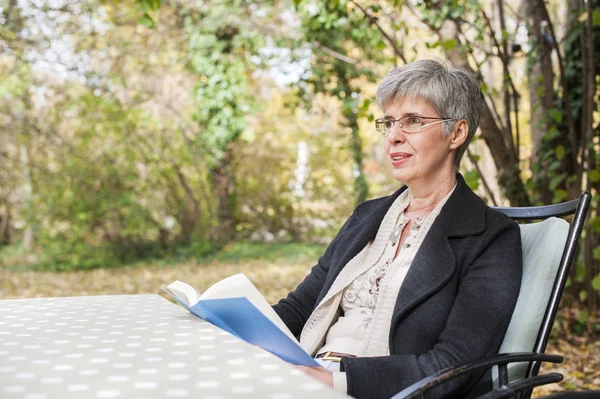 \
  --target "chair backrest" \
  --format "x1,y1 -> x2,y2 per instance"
492,217 -> 569,385
492,192 -> 591,390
